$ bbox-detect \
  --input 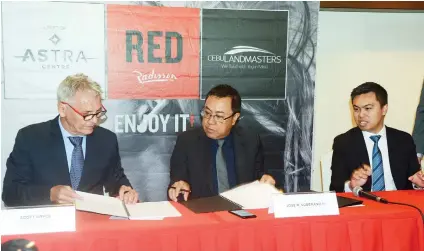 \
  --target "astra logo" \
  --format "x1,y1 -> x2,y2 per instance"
133,69 -> 177,85
207,45 -> 282,64
14,33 -> 95,70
